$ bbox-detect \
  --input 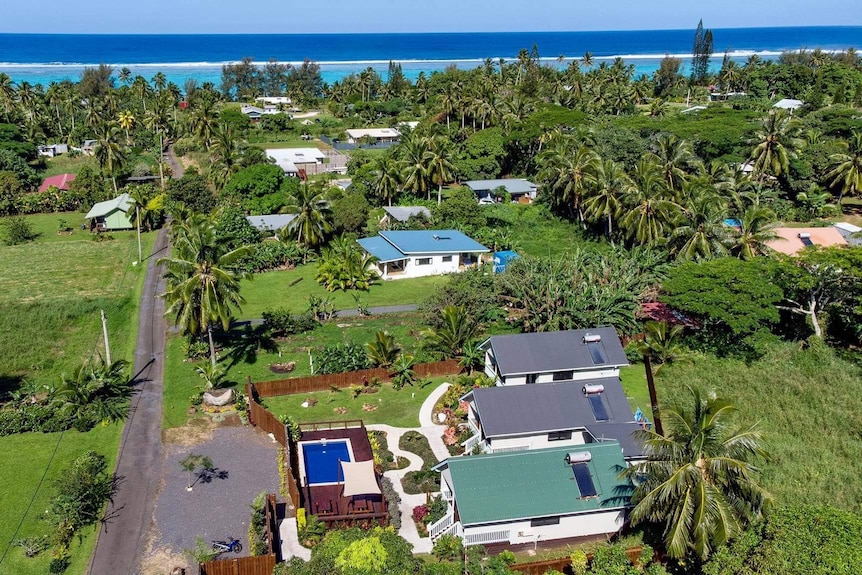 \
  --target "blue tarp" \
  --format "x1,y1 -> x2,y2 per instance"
493,250 -> 520,273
